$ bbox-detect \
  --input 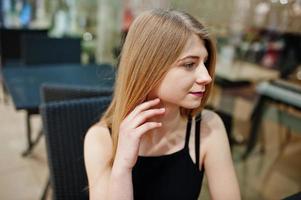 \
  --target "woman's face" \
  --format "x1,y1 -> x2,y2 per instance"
147,33 -> 212,109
